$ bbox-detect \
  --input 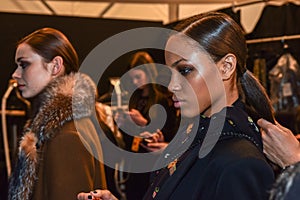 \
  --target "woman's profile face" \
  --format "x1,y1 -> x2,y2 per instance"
129,68 -> 149,90
165,35 -> 225,118
12,43 -> 54,98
